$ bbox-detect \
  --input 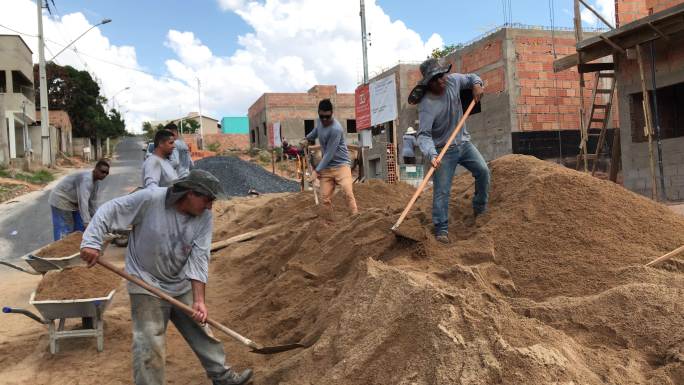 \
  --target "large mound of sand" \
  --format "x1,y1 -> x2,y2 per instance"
205,154 -> 684,384
0,154 -> 682,384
